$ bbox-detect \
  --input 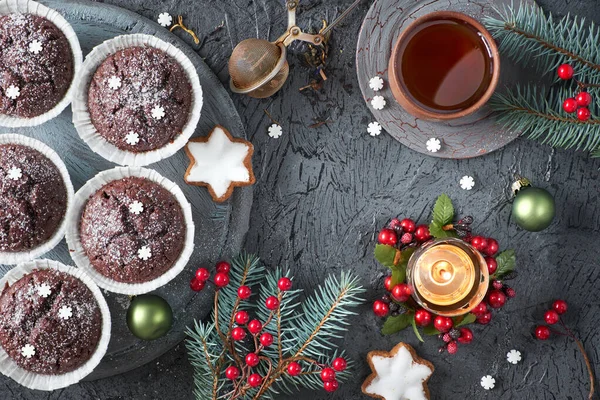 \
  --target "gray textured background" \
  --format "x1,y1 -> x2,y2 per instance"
2,0 -> 600,399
